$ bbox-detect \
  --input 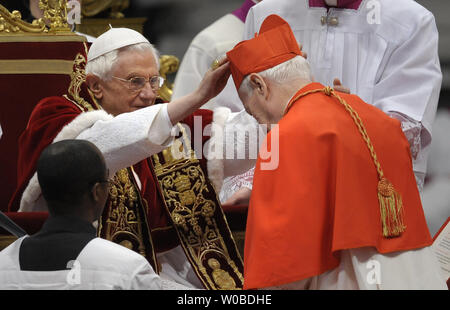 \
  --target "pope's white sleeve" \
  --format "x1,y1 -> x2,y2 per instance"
372,12 -> 442,174
128,259 -> 163,290
77,103 -> 176,176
